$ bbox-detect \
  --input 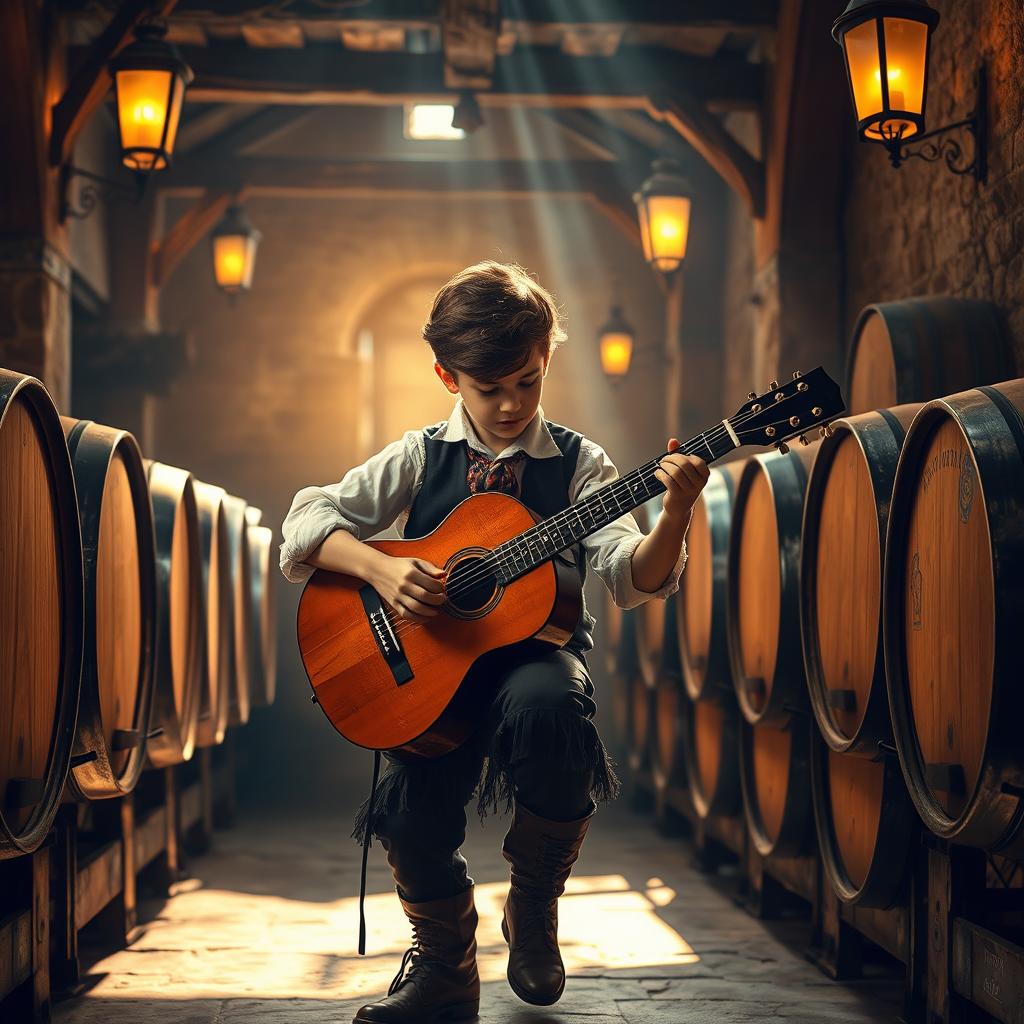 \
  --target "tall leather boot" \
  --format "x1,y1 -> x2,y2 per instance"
500,801 -> 594,1006
353,885 -> 480,1023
